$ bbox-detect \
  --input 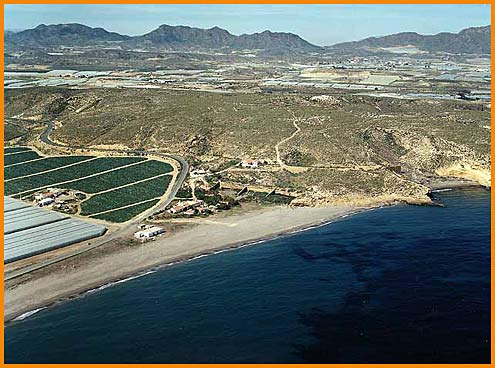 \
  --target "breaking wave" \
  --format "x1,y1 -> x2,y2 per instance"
13,308 -> 46,321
